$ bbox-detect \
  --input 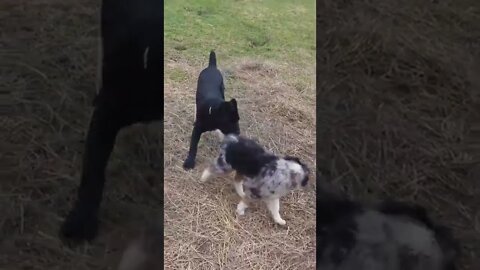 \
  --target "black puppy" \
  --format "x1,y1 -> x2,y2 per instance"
183,51 -> 240,170
60,0 -> 163,242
